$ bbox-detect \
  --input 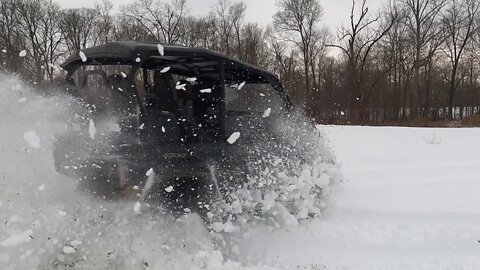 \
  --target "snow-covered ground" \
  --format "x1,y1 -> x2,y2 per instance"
237,125 -> 480,269
1,73 -> 480,269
